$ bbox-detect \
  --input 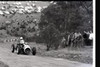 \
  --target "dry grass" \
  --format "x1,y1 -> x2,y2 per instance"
28,42 -> 93,64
